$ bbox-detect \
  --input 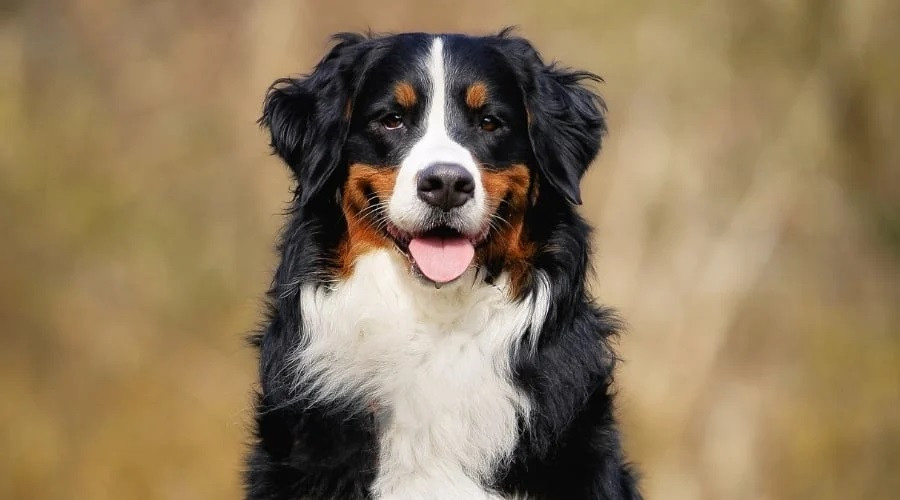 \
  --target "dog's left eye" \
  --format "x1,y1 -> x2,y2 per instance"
480,115 -> 501,132
380,113 -> 404,130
